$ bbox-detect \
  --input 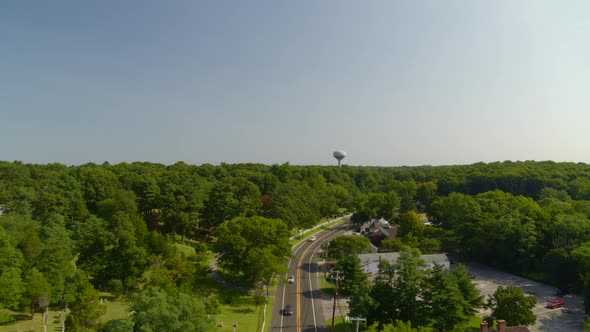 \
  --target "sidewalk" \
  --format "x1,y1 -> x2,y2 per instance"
289,214 -> 353,241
